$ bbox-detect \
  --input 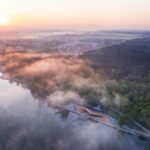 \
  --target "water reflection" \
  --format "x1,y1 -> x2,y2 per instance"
0,50 -> 150,150
0,73 -> 149,150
